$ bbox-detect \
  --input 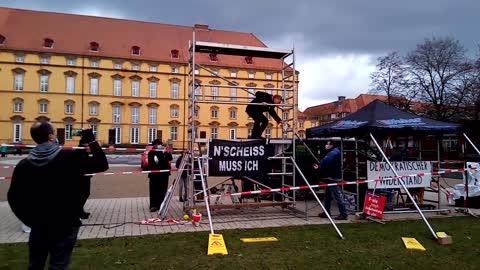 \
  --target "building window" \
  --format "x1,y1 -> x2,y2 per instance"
230,71 -> 237,78
132,64 -> 140,71
283,112 -> 288,121
230,87 -> 237,101
248,128 -> 253,137
66,76 -> 75,94
39,103 -> 48,113
265,128 -> 271,139
65,103 -> 74,114
90,60 -> 99,68
89,104 -> 98,115
0,34 -> 6,45
131,107 -> 139,124
211,86 -> 218,100
266,88 -> 273,95
212,70 -> 219,75
248,72 -> 255,79
170,126 -> 178,141
13,123 -> 22,143
229,128 -> 236,140
40,56 -> 49,64
171,67 -> 179,73
148,128 -> 157,144
131,46 -> 141,56
114,127 -> 122,144
40,75 -> 49,92
43,38 -> 54,48
149,108 -> 157,124
194,69 -> 199,75
194,107 -> 199,118
15,55 -> 24,63
299,121 -> 304,128
209,53 -> 218,62
171,82 -> 179,99
211,109 -> 218,119
194,86 -> 200,100
113,106 -> 121,123
90,41 -> 99,52
14,100 -> 23,113
130,127 -> 139,144
90,78 -> 99,95
245,56 -> 253,64
248,89 -> 255,98
131,80 -> 140,97
171,49 -> 179,59
64,124 -> 73,140
229,109 -> 237,119
149,81 -> 157,98
211,127 -> 218,139
14,73 -> 24,91
149,65 -> 157,72
170,106 -> 179,118
67,58 -> 76,66
113,79 -> 122,96
265,73 -> 272,80
114,63 -> 122,69
90,125 -> 98,139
